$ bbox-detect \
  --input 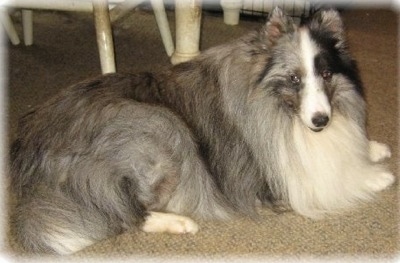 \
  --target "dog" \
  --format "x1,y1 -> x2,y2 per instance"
9,8 -> 394,255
